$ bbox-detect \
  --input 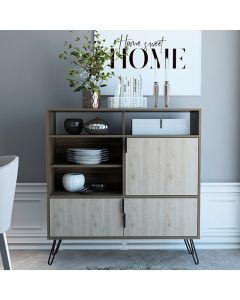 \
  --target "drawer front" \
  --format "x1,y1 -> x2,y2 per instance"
125,137 -> 199,196
50,198 -> 123,238
124,198 -> 198,237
